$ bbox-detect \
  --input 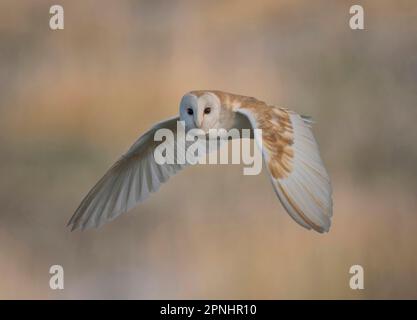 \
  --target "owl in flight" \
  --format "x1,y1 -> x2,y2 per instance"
69,90 -> 333,233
